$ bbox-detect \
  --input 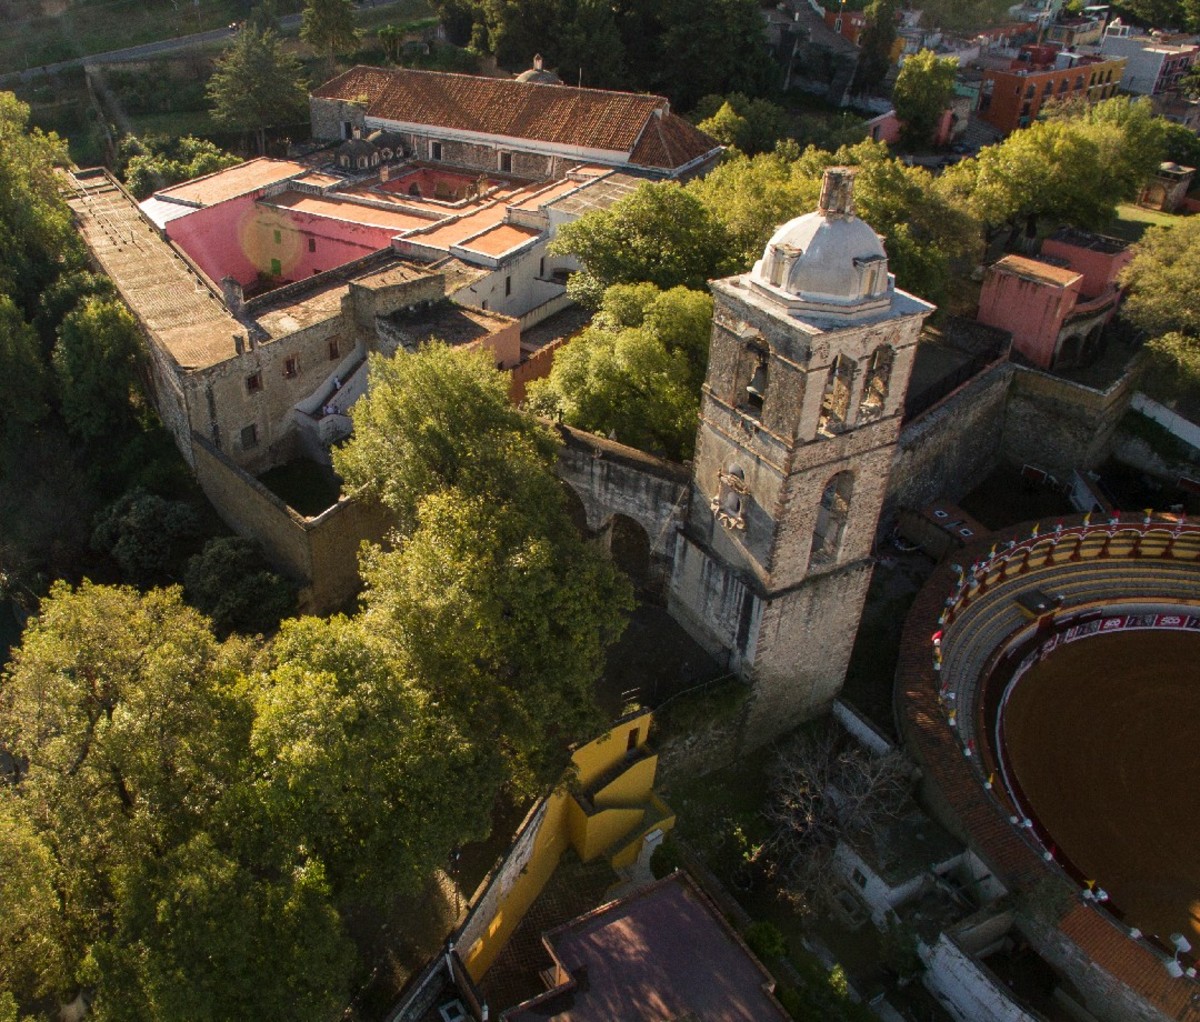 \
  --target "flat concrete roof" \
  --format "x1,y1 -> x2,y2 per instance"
459,222 -> 539,257
263,191 -> 434,232
156,157 -> 309,207
65,169 -> 242,371
992,254 -> 1082,288
503,873 -> 789,1022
